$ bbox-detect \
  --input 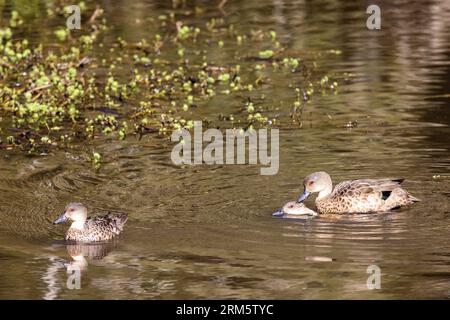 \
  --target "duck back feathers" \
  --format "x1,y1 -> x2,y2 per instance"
66,212 -> 128,242
316,178 -> 418,214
